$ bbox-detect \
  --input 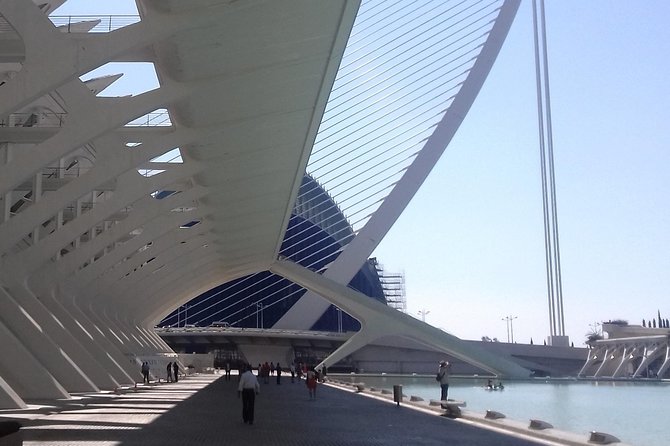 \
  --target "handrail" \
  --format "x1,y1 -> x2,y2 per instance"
1,112 -> 171,128
125,112 -> 172,127
0,112 -> 66,127
49,15 -> 140,33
